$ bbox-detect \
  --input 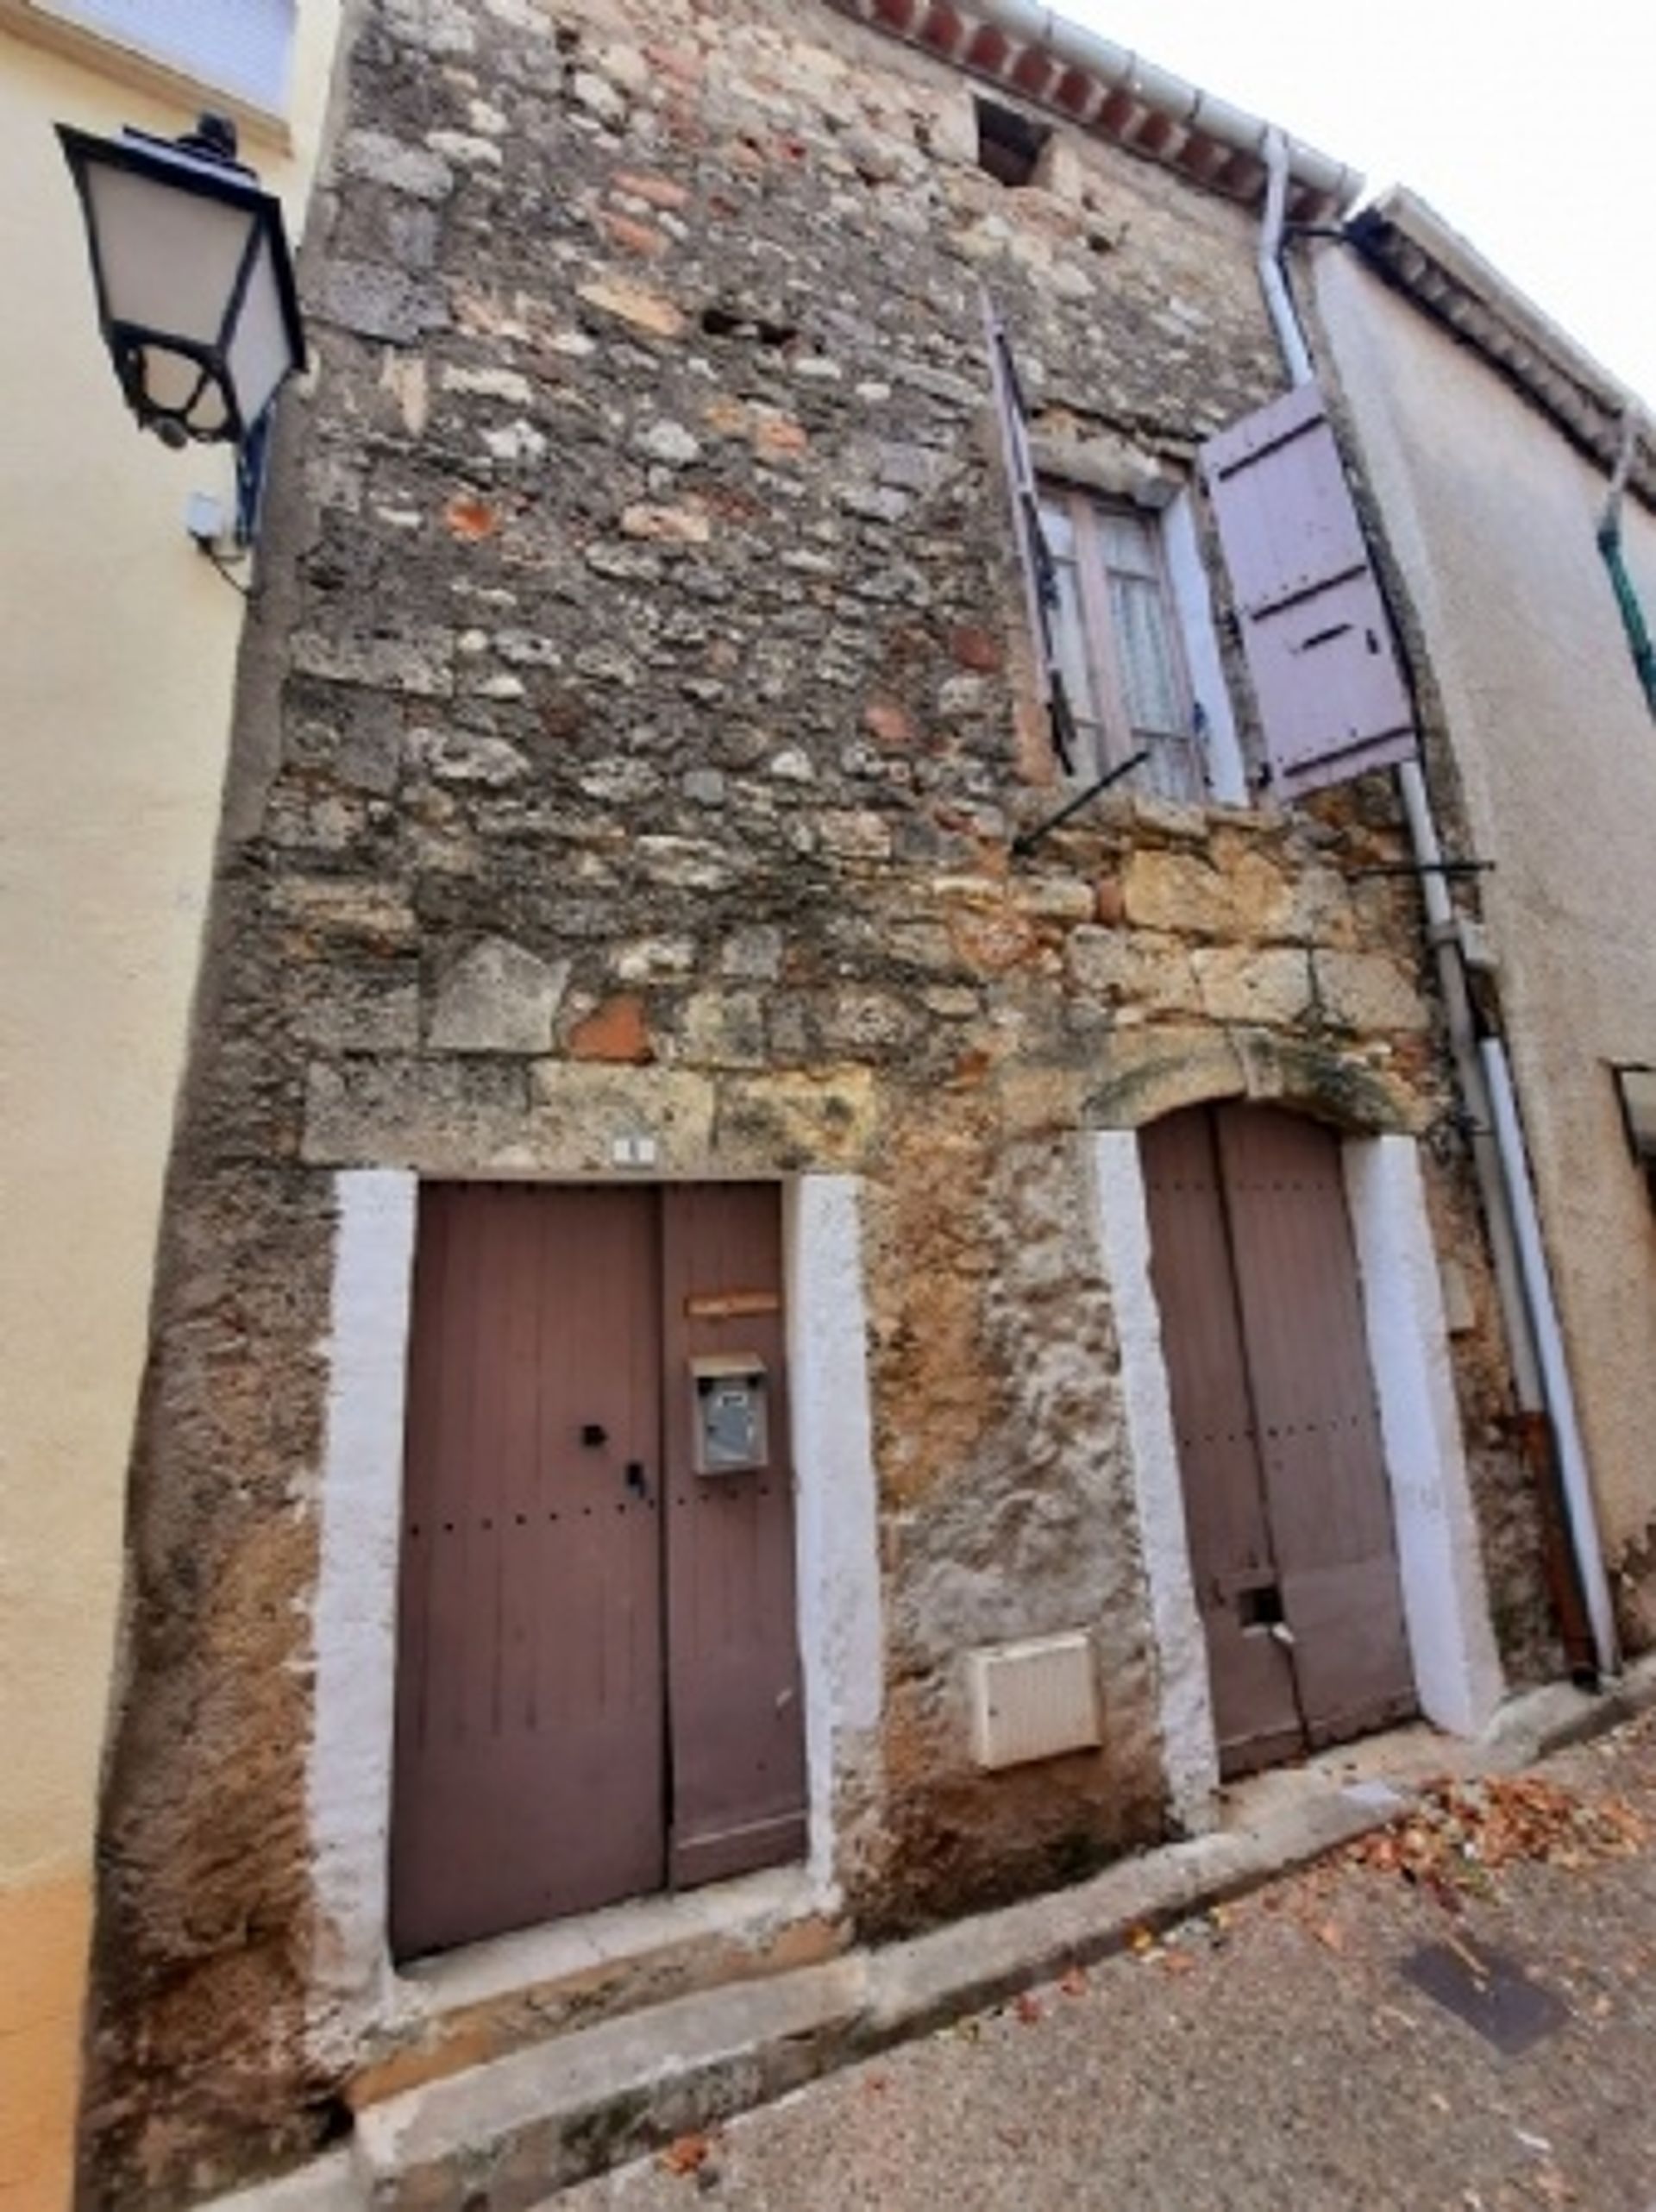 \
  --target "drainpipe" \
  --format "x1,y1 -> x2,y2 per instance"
1481,1043 -> 1622,1673
1257,133 -> 1619,1681
1598,406 -> 1656,719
